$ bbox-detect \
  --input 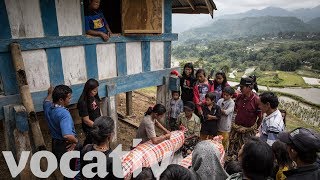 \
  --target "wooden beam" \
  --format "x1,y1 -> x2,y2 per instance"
107,96 -> 118,141
124,30 -> 162,34
0,33 -> 178,53
0,68 -> 180,120
186,0 -> 195,10
204,0 -> 214,17
126,91 -> 133,116
156,77 -> 171,128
